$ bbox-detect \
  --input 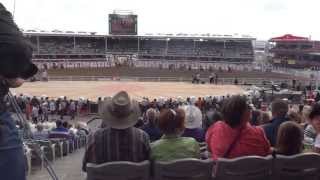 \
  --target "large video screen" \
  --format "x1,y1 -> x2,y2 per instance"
109,14 -> 138,35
